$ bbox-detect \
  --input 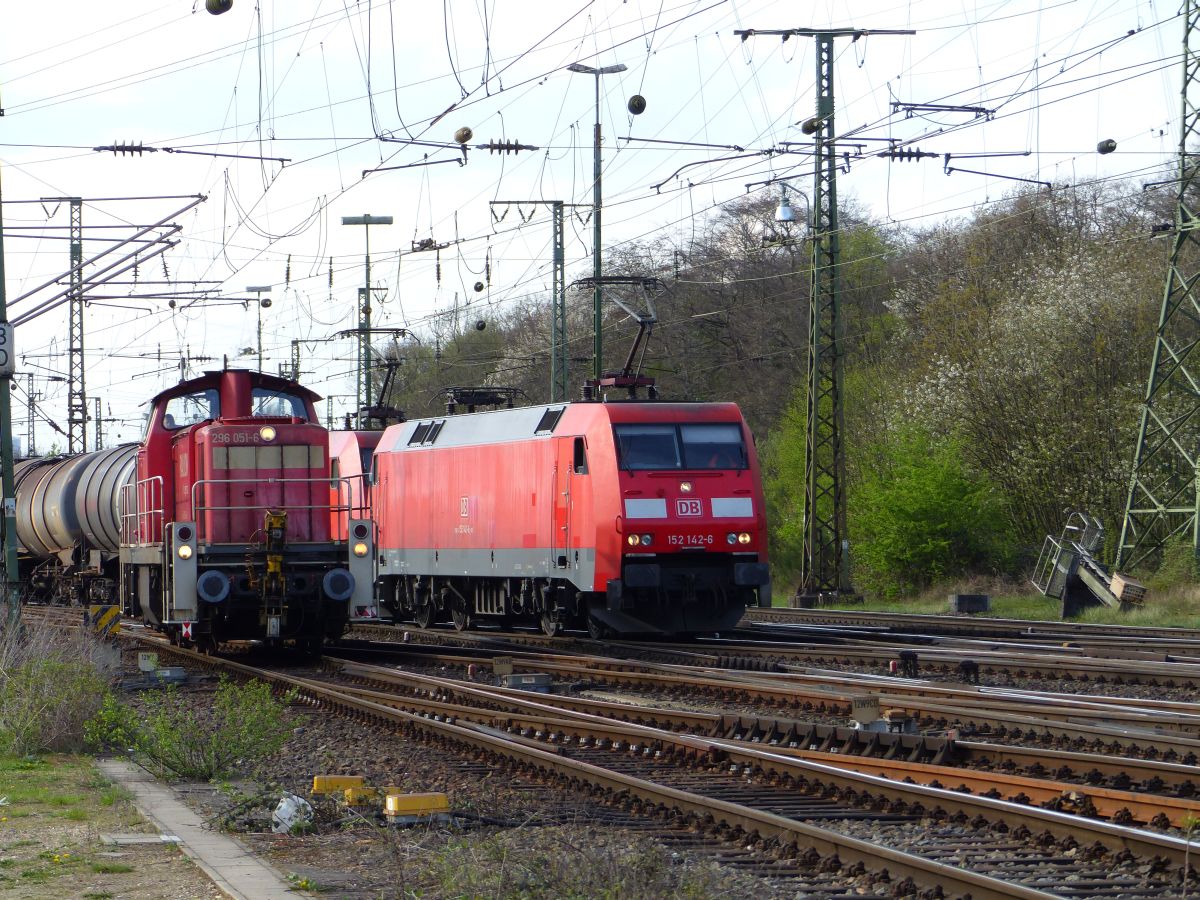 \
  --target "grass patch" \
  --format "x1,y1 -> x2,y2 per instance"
97,785 -> 130,807
0,754 -> 210,896
779,575 -> 1200,628
790,590 -> 1061,621
411,827 -> 732,899
1076,584 -> 1200,628
91,862 -> 134,874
